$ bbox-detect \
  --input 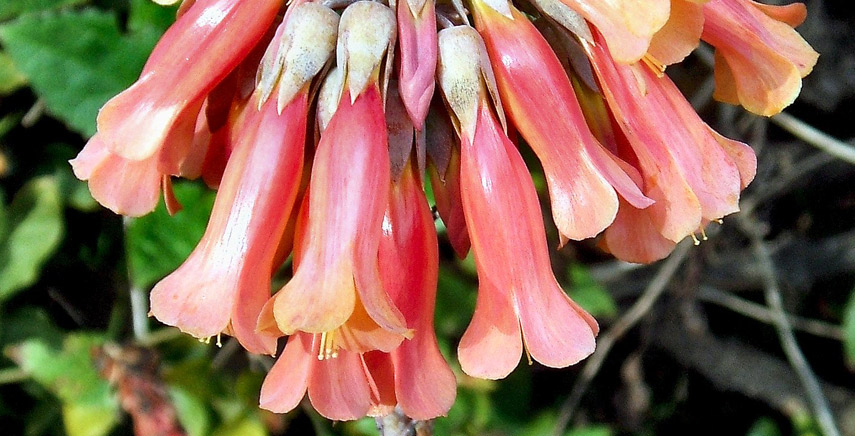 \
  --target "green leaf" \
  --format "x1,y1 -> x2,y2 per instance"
567,264 -> 618,319
0,51 -> 27,95
746,417 -> 782,436
843,289 -> 855,368
0,0 -> 86,22
0,176 -> 64,300
211,415 -> 268,436
169,386 -> 211,436
62,402 -> 117,436
125,181 -> 214,289
0,8 -> 161,135
128,0 -> 178,34
7,333 -> 119,436
566,425 -> 614,436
